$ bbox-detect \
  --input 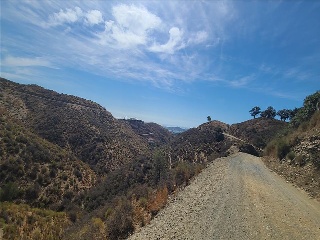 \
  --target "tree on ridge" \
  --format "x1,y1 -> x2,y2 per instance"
249,106 -> 261,119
